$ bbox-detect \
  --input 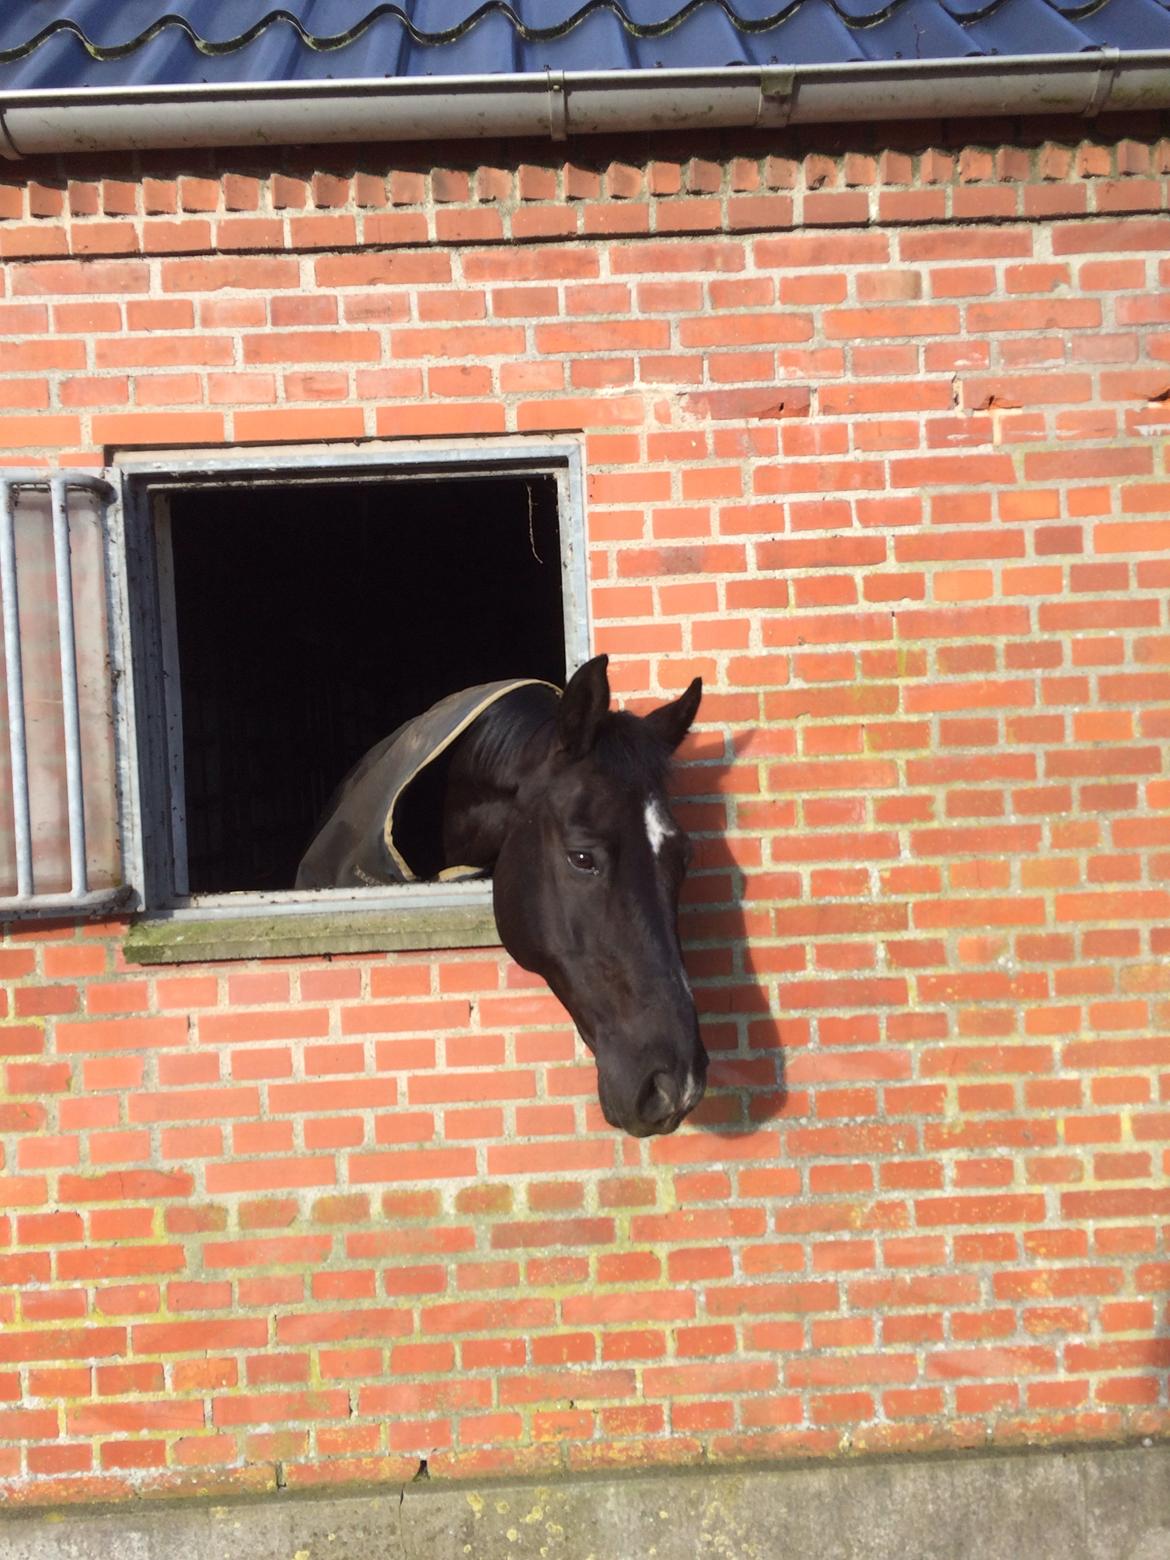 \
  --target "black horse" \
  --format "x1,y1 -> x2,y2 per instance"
297,656 -> 707,1137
